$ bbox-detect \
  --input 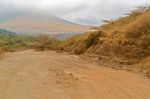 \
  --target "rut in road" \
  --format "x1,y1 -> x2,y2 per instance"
0,50 -> 150,99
